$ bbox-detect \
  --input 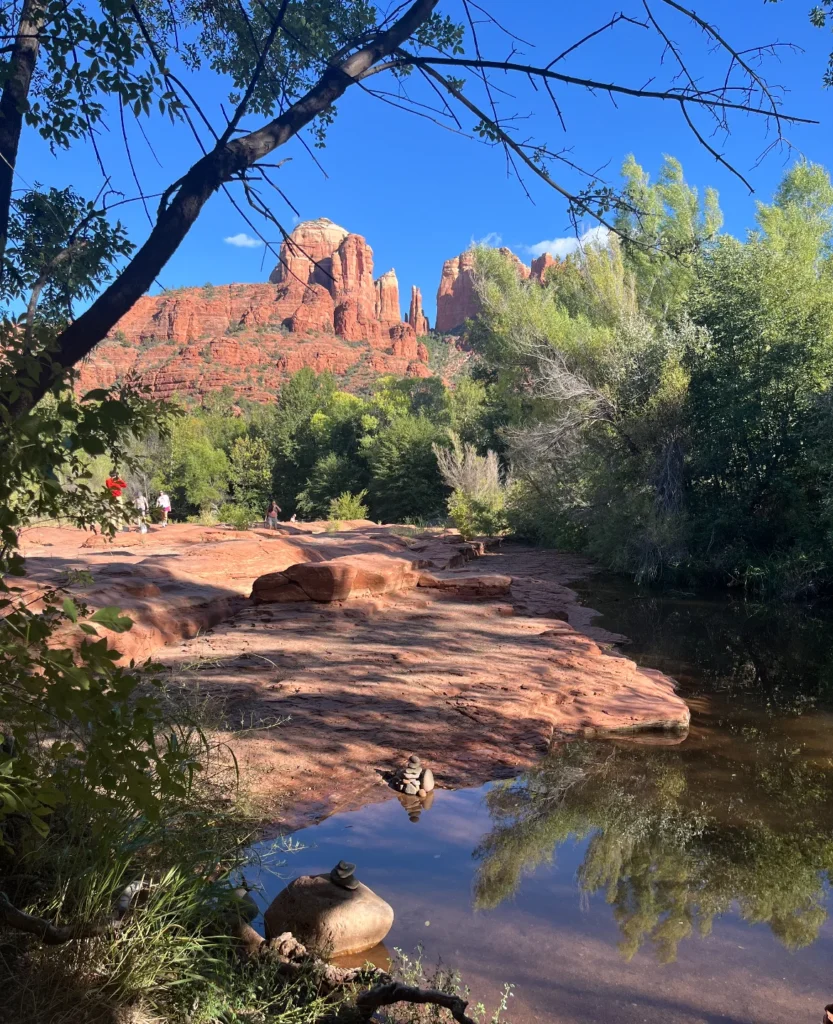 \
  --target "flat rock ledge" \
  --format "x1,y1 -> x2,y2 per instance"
13,525 -> 691,824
